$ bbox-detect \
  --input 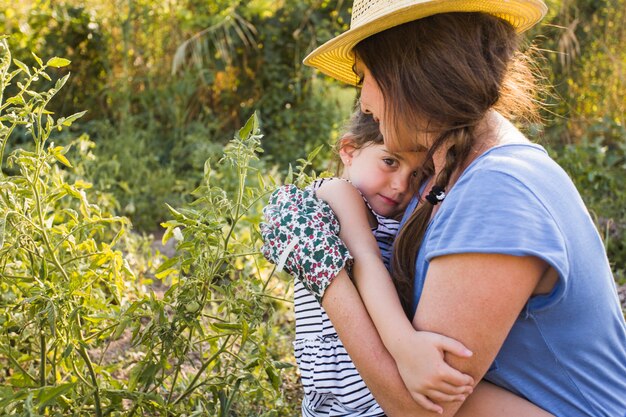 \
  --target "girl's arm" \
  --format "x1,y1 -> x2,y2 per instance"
316,179 -> 473,411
